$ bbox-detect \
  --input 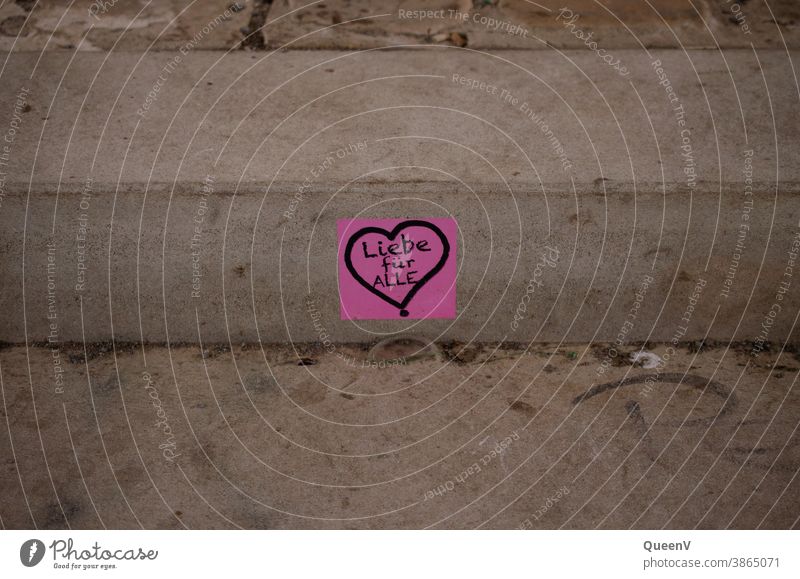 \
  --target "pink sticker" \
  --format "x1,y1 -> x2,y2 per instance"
338,218 -> 457,320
